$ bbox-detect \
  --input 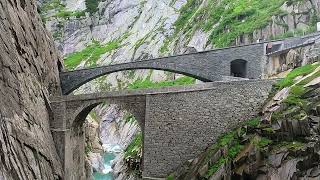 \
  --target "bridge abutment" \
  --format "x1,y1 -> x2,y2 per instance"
50,100 -> 86,180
